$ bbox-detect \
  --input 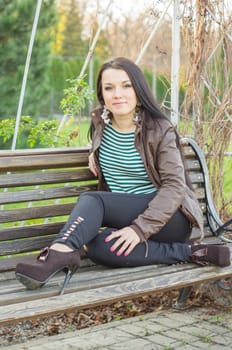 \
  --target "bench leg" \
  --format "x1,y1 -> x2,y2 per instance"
173,286 -> 192,310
